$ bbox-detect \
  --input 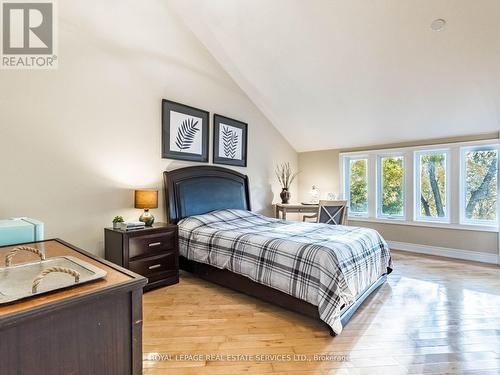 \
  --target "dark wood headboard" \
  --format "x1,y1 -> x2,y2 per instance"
163,166 -> 251,224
